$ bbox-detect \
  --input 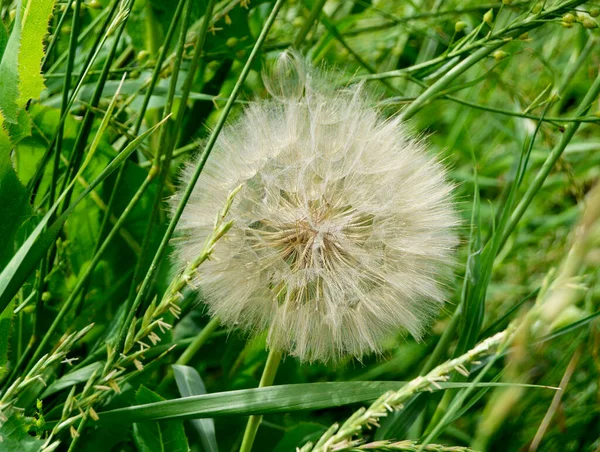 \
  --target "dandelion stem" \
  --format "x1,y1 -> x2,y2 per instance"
239,348 -> 283,452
